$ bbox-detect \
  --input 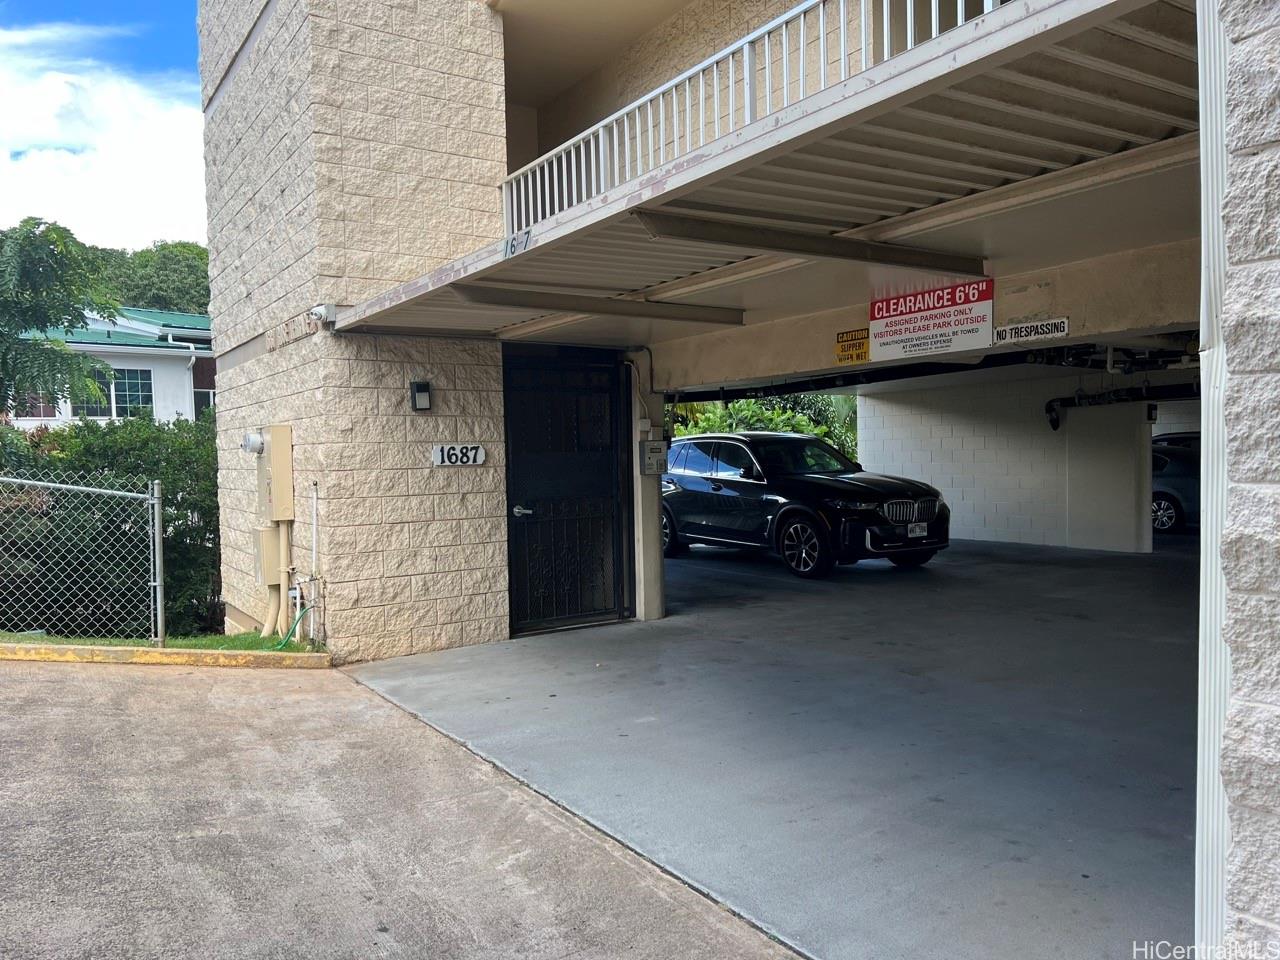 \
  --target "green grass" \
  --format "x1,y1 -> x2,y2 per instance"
0,630 -> 317,654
